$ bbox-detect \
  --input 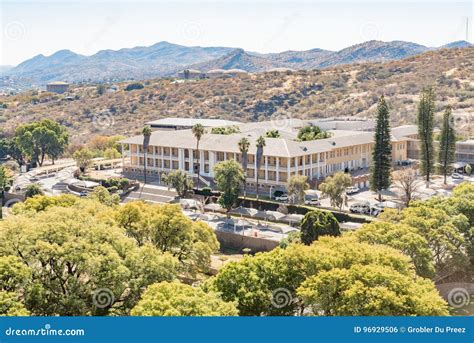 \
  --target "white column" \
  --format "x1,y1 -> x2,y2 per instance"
200,151 -> 205,174
264,156 -> 268,182
276,157 -> 280,183
178,148 -> 184,170
287,158 -> 291,183
189,149 -> 194,173
255,156 -> 258,182
209,151 -> 215,176
160,147 -> 164,170
309,154 -> 313,179
302,156 -> 306,176
317,153 -> 320,178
